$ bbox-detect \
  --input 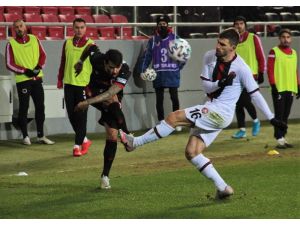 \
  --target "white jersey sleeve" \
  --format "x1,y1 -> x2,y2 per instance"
251,92 -> 274,120
236,57 -> 274,120
200,50 -> 220,93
